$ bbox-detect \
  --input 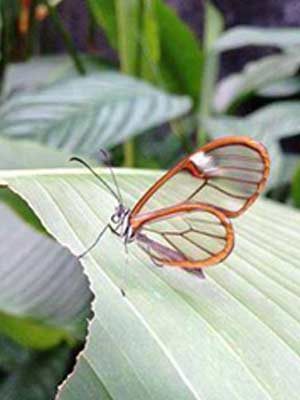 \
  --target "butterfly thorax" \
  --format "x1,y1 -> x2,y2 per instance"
110,204 -> 135,243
